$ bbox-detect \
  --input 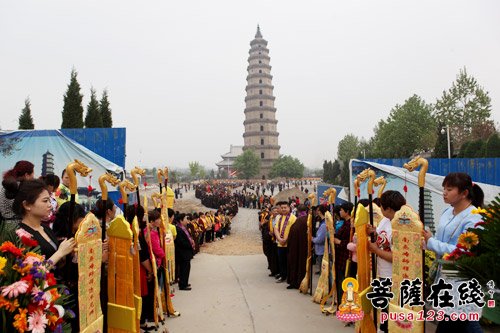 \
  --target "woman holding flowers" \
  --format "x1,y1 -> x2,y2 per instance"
423,172 -> 484,257
423,172 -> 484,333
12,179 -> 76,264
0,179 -> 77,332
